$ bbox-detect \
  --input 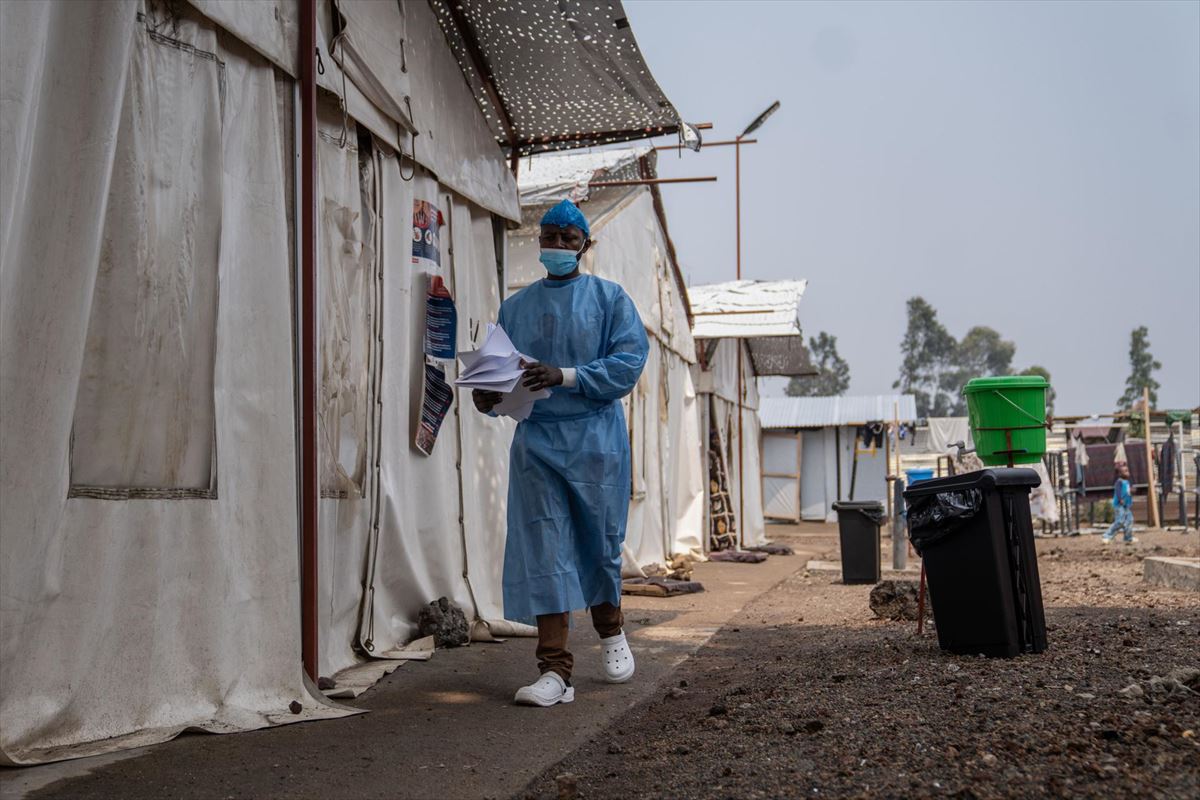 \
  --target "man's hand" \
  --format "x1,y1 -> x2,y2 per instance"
520,359 -> 563,391
472,389 -> 503,413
